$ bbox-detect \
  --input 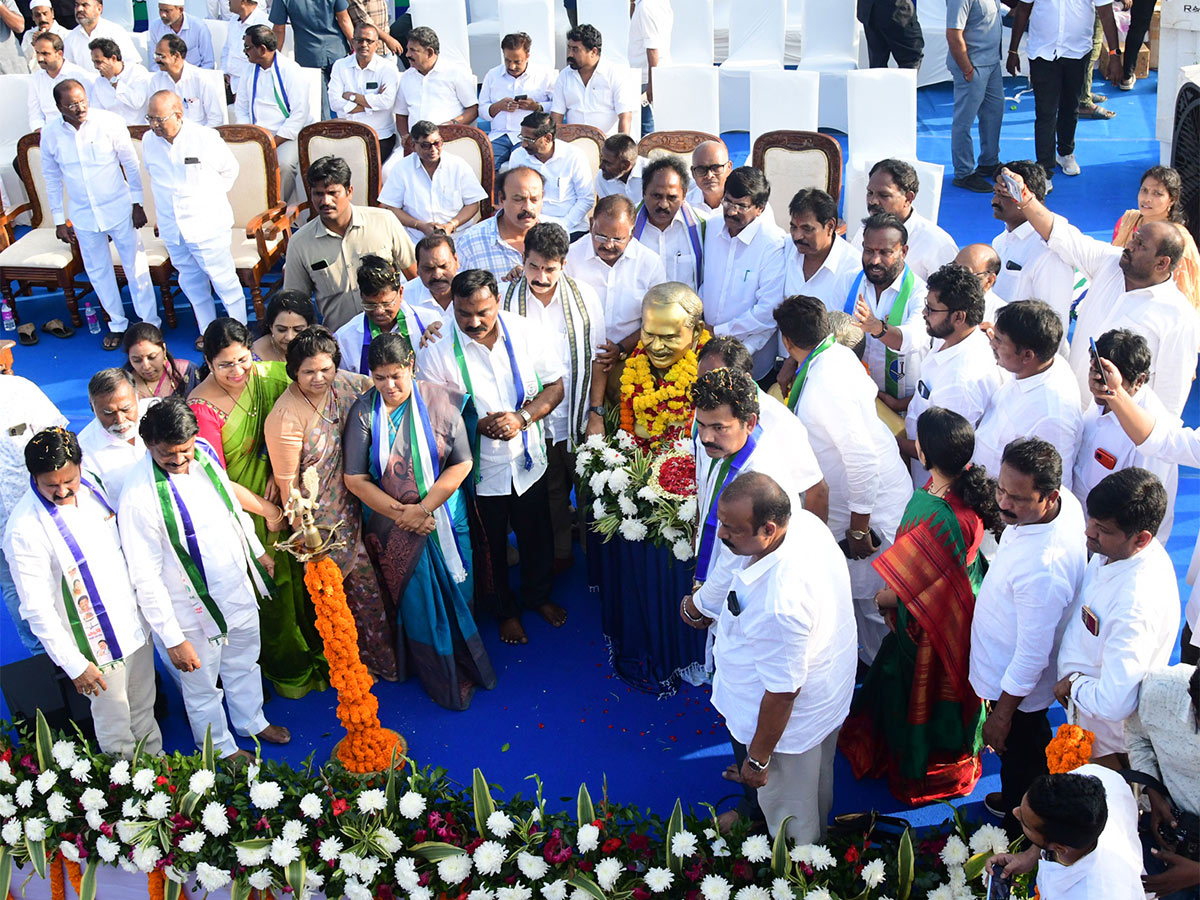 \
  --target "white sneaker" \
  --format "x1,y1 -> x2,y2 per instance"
1056,153 -> 1081,176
